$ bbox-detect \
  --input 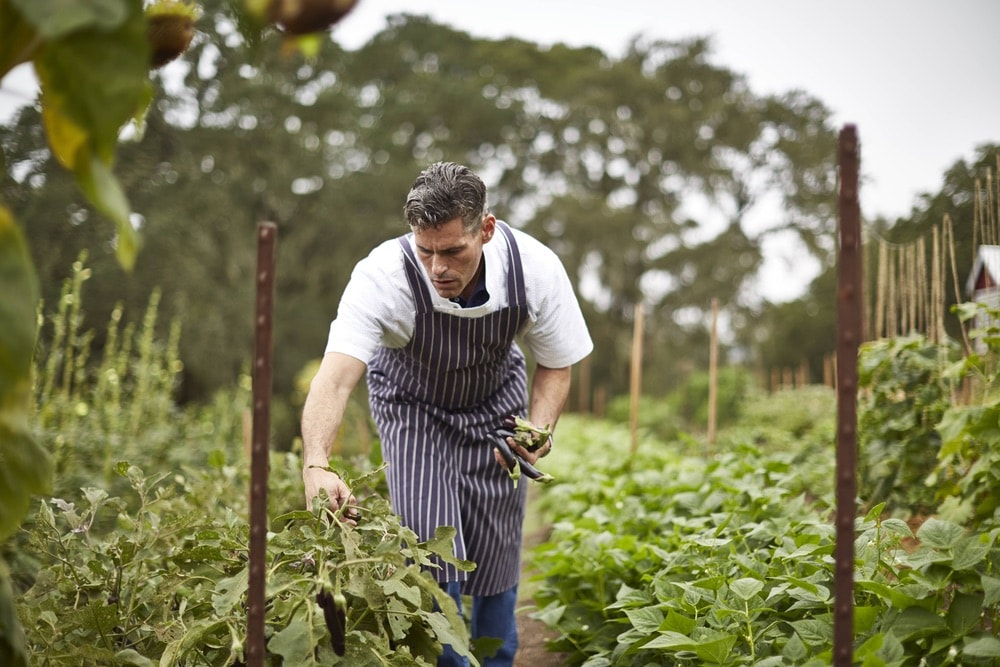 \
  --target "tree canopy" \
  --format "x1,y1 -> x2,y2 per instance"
9,7 -> 989,439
